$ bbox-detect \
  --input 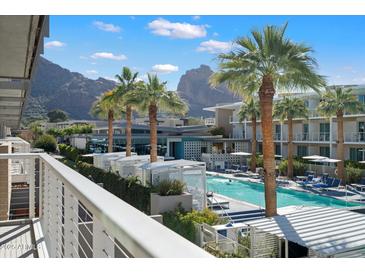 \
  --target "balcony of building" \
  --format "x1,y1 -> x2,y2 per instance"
0,153 -> 211,258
